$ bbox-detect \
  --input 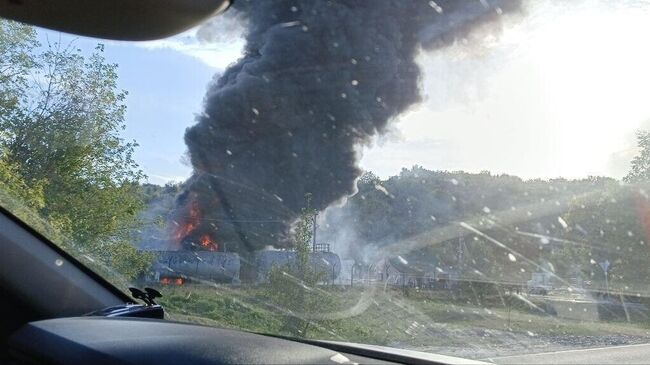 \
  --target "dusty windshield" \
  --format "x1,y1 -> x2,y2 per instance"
3,0 -> 650,361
